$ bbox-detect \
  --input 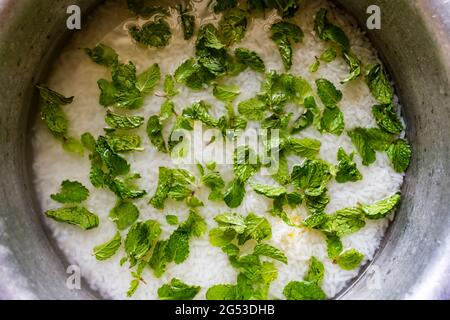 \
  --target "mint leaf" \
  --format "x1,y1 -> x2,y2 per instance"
316,78 -> 342,107
251,183 -> 287,199
126,0 -> 169,18
166,215 -> 179,226
146,115 -> 167,153
213,83 -> 240,102
320,48 -> 337,62
237,97 -> 266,120
254,243 -> 288,264
326,234 -> 343,260
85,43 -> 118,67
347,127 -> 394,166
365,63 -> 393,104
36,85 -> 74,105
386,139 -> 411,173
214,212 -> 247,234
309,57 -> 320,73
292,96 -> 321,133
129,19 -> 172,47
136,63 -> 161,95
361,193 -> 401,220
105,110 -> 144,129
233,146 -> 261,183
320,207 -> 365,237
51,180 -> 89,204
93,232 -> 121,261
291,159 -> 333,196
342,51 -> 361,83
62,137 -> 84,156
288,137 -> 321,158
95,136 -> 130,176
177,4 -> 195,40
206,284 -> 237,300
106,133 -> 143,153
372,104 -> 403,135
158,278 -> 200,300
45,206 -> 99,230
335,147 -> 362,183
336,249 -> 364,270
218,9 -> 248,46
304,192 -> 330,214
270,21 -> 304,70
40,102 -> 68,138
223,180 -> 246,208
304,257 -> 325,285
163,74 -> 178,97
283,281 -> 326,300
109,200 -> 140,230
235,48 -> 265,73
81,132 -> 96,152
209,228 -> 237,247
238,213 -> 272,244
320,107 -> 345,136
248,0 -> 301,18
314,8 -> 350,50
125,220 -> 161,261
183,101 -> 219,128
